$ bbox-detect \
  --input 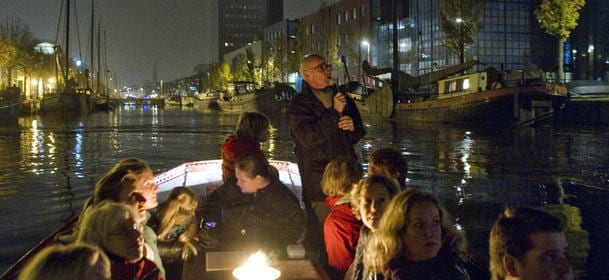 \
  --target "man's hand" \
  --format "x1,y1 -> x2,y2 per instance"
338,115 -> 355,131
333,92 -> 347,113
